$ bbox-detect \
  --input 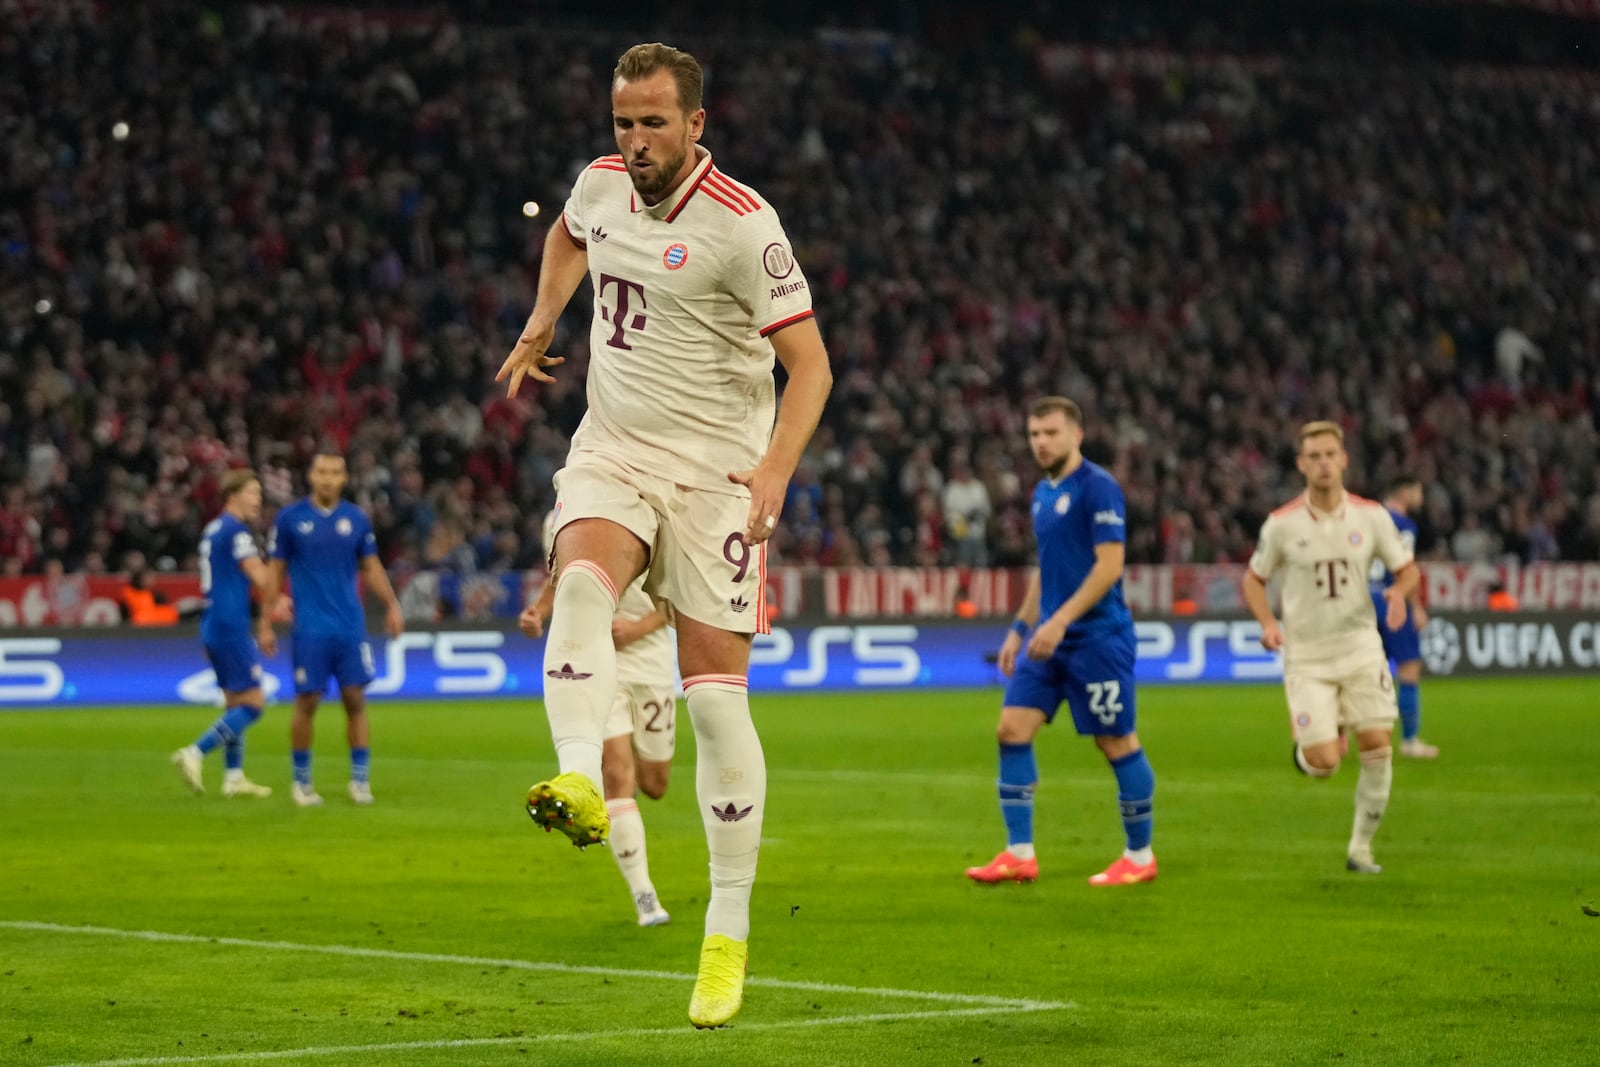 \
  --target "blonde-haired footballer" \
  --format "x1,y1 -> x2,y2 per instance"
1242,421 -> 1419,874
